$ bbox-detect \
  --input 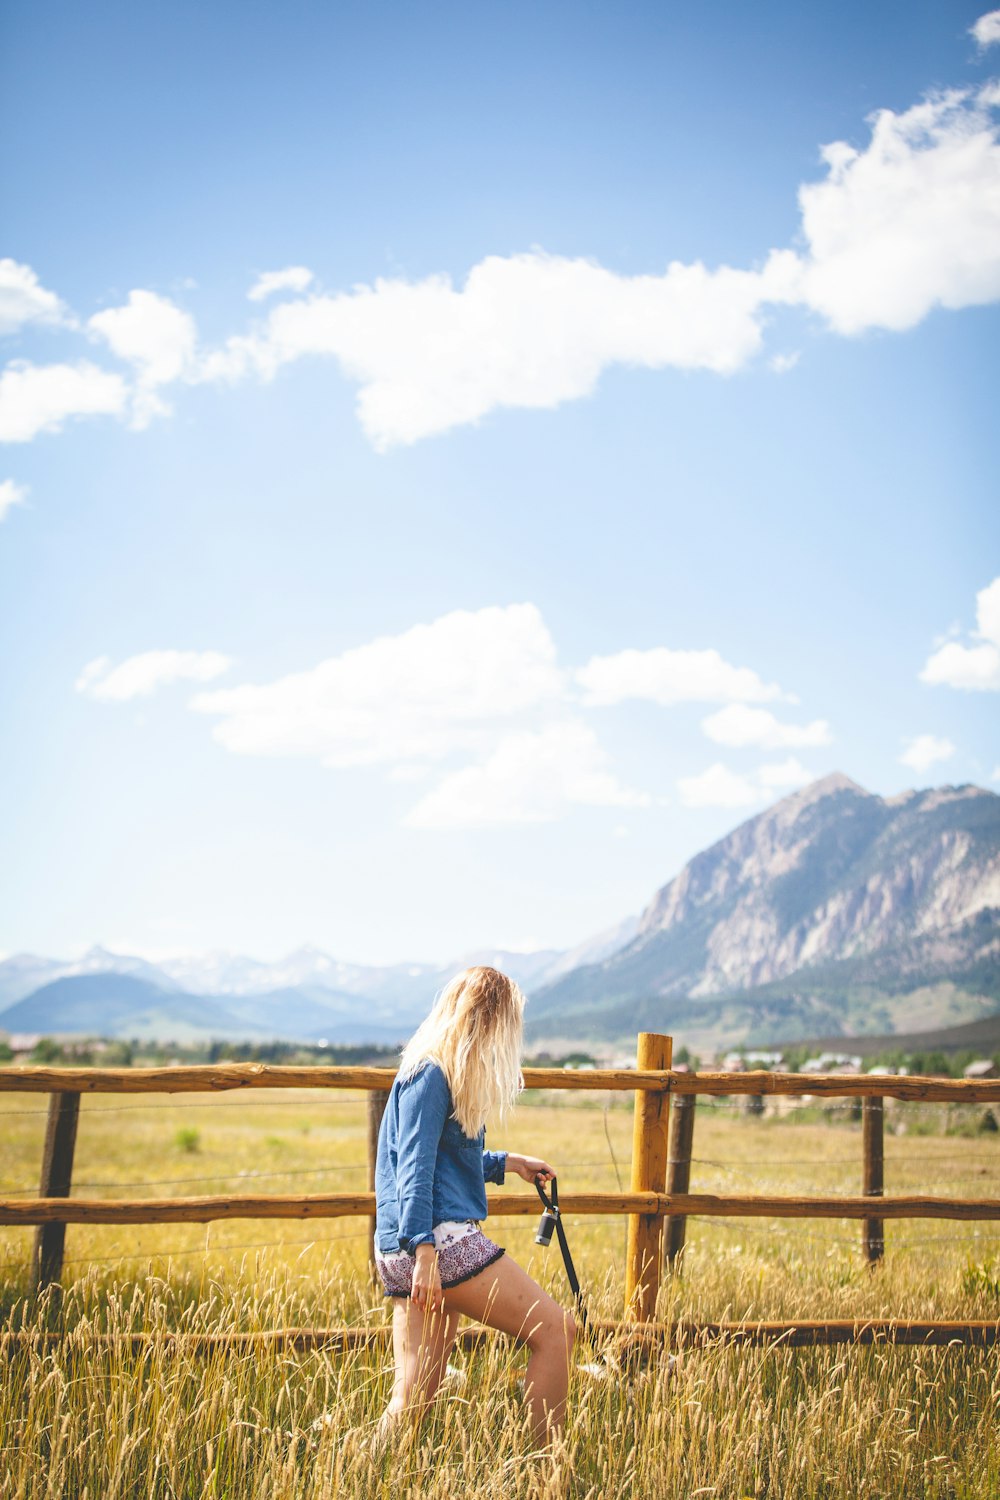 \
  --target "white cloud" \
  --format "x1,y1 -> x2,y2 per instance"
76,650 -> 231,702
991,765 -> 1000,782
88,291 -> 197,426
0,360 -> 128,442
191,604 -> 564,766
198,248 -> 801,448
755,755 -> 817,789
920,576 -> 1000,691
247,267 -> 314,302
796,84 -> 1000,335
971,9 -> 1000,47
0,258 -> 68,337
81,604 -> 822,829
186,78 -> 1000,448
0,478 -> 28,520
577,647 -> 787,707
677,763 -> 769,808
403,722 -> 649,829
678,757 -> 817,806
768,351 -> 800,373
899,734 -> 957,773
701,703 -> 832,749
